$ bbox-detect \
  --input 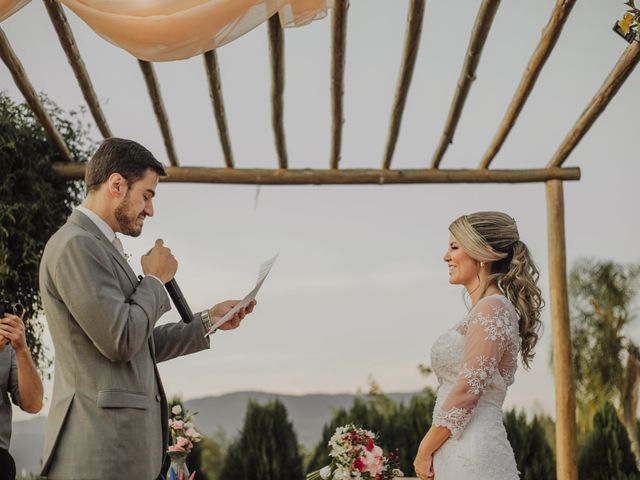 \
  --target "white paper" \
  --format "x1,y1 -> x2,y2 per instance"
205,254 -> 278,335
